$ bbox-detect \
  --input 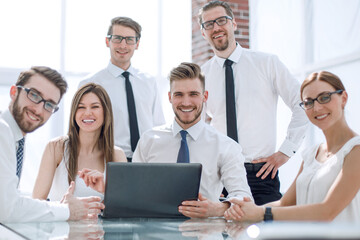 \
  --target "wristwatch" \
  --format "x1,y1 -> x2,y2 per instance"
264,207 -> 273,221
